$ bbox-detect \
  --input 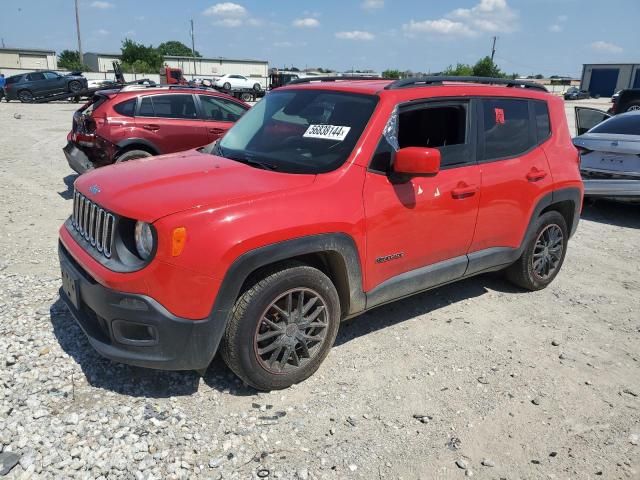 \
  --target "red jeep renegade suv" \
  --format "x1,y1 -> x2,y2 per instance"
63,86 -> 249,174
58,76 -> 583,390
